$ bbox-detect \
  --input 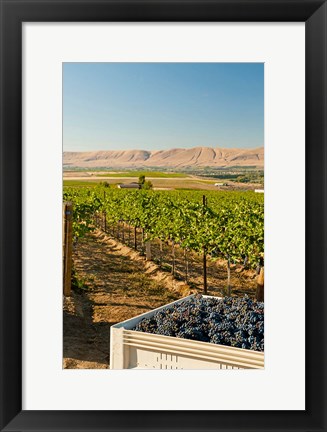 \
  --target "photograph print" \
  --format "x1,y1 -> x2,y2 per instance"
62,62 -> 264,370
